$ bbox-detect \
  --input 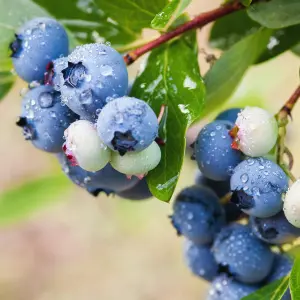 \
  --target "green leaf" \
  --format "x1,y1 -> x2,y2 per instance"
32,0 -> 168,47
0,174 -> 71,226
290,258 -> 300,299
151,0 -> 191,31
202,28 -> 272,117
209,10 -> 260,51
292,43 -> 300,57
247,0 -> 300,29
242,276 -> 290,300
131,32 -> 205,201
0,72 -> 14,100
256,25 -> 300,63
241,0 -> 252,7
